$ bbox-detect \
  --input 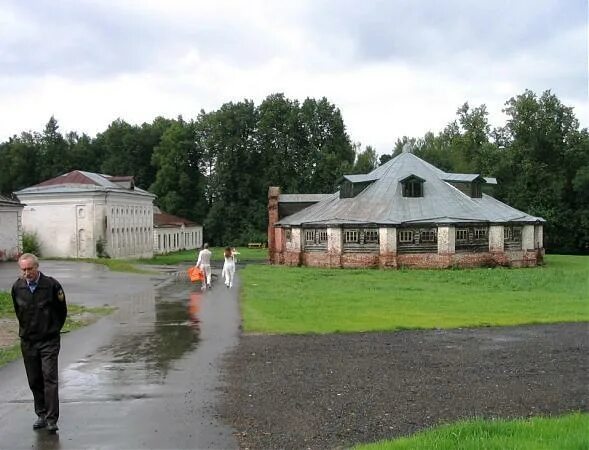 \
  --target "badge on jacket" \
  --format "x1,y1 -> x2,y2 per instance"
57,289 -> 65,301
